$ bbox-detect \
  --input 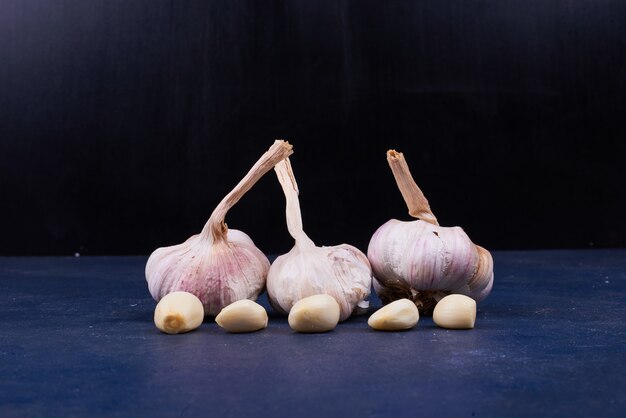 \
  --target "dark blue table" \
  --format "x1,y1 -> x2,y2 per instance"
1,250 -> 625,417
